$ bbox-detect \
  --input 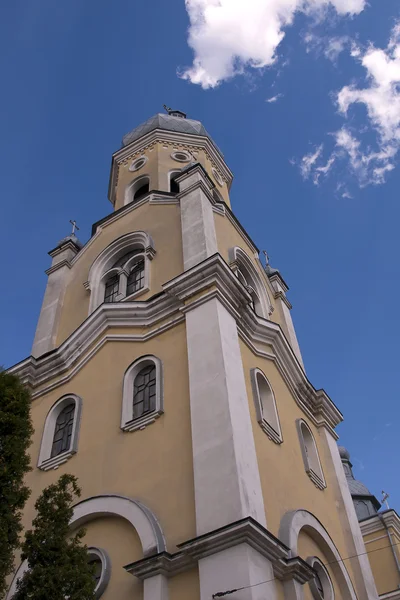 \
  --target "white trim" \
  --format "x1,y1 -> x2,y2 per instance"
307,556 -> 335,600
37,394 -> 82,471
279,510 -> 357,600
87,546 -> 111,598
360,511 -> 400,537
168,169 -> 181,193
129,155 -> 148,172
170,150 -> 191,163
87,231 -> 155,313
296,419 -> 326,490
121,355 -> 163,432
212,167 -> 224,186
250,368 -> 282,444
